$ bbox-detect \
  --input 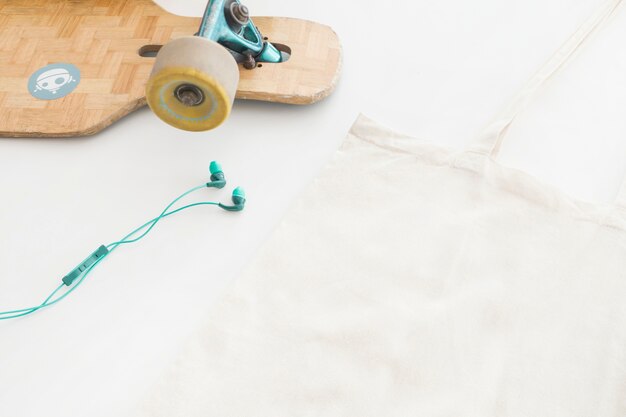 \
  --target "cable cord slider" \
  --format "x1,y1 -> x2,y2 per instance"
62,245 -> 109,286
